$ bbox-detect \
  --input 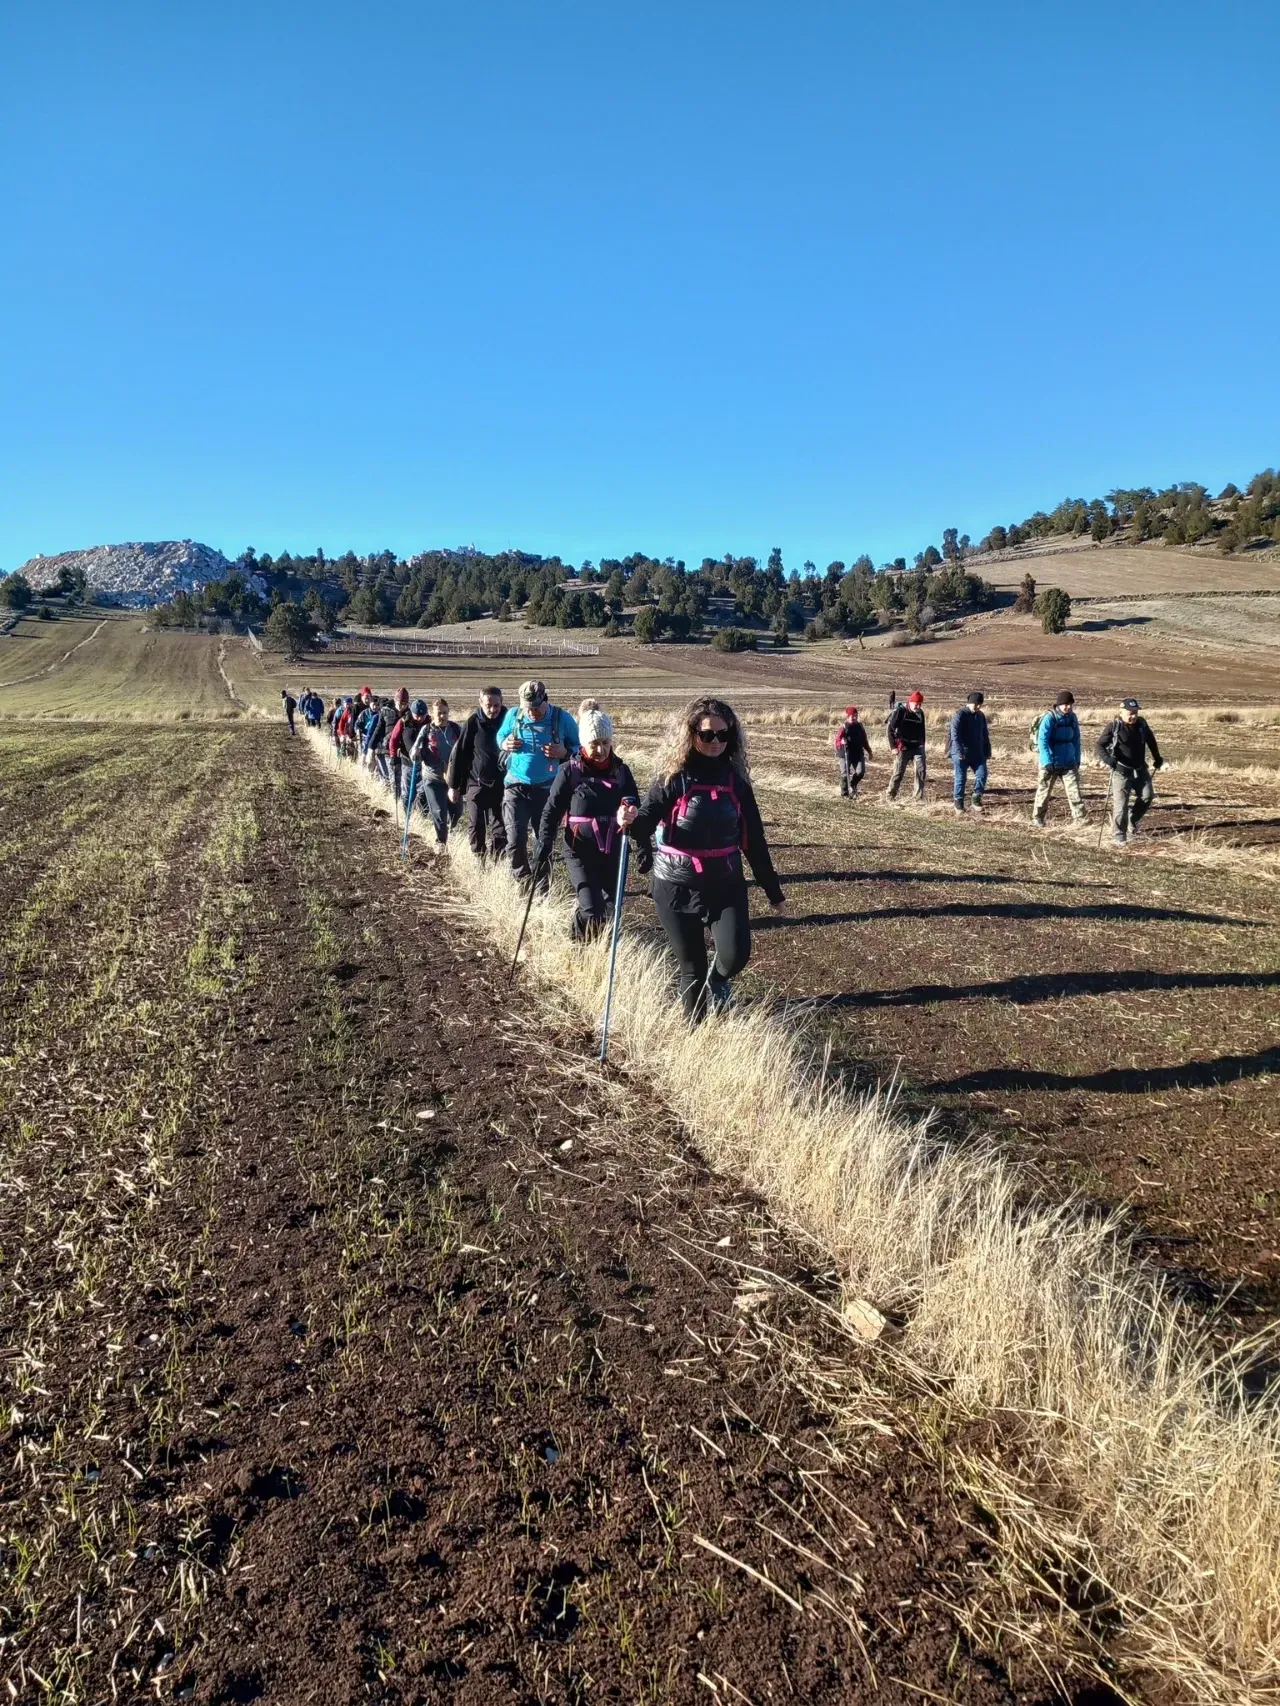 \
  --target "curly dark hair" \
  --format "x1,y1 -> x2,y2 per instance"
655,695 -> 750,782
